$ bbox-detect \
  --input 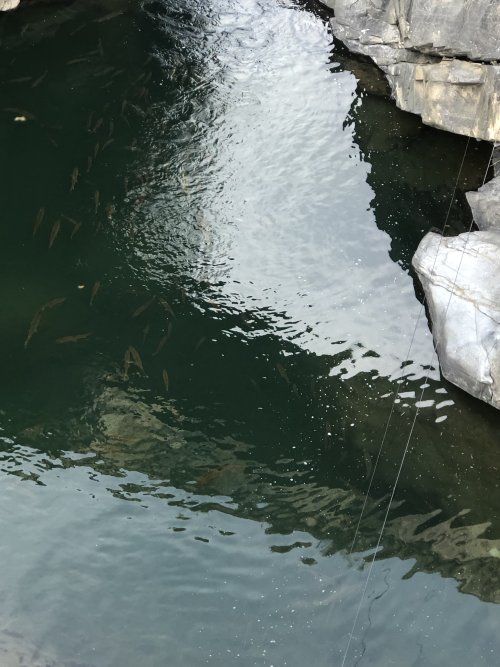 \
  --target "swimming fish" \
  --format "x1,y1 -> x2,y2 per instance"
128,345 -> 144,373
56,332 -> 92,344
142,323 -> 150,344
94,190 -> 100,213
94,10 -> 124,23
86,155 -> 93,172
93,142 -> 100,159
152,333 -> 168,357
162,369 -> 169,392
86,111 -> 94,131
70,222 -> 82,239
276,363 -> 290,385
32,207 -> 45,238
48,220 -> 61,248
31,70 -> 47,88
24,297 -> 66,348
70,167 -> 79,191
92,117 -> 103,133
89,281 -> 101,306
102,138 -> 114,151
159,298 -> 176,319
132,296 -> 155,318
193,336 -> 206,353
